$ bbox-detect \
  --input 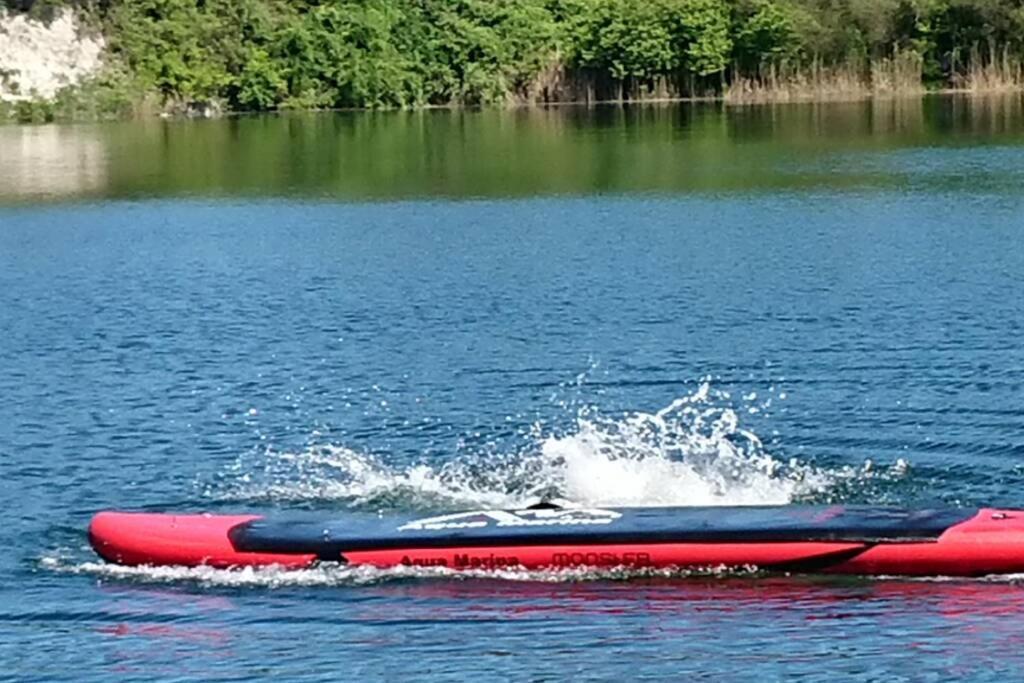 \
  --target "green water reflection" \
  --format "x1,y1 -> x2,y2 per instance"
1,94 -> 1023,204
